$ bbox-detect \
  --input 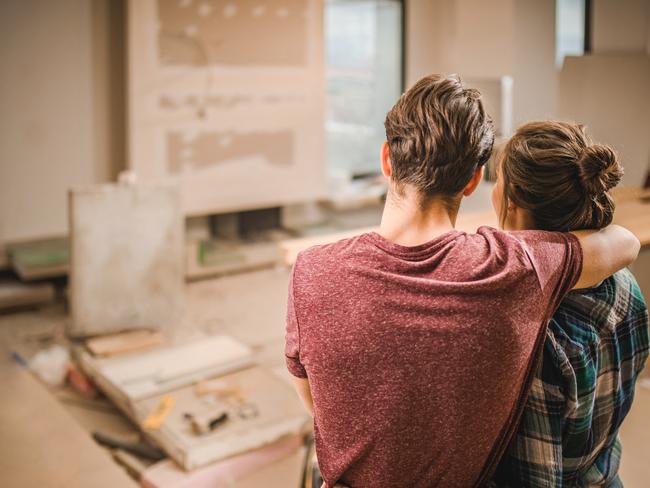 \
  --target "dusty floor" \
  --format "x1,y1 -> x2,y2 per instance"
2,264 -> 650,486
